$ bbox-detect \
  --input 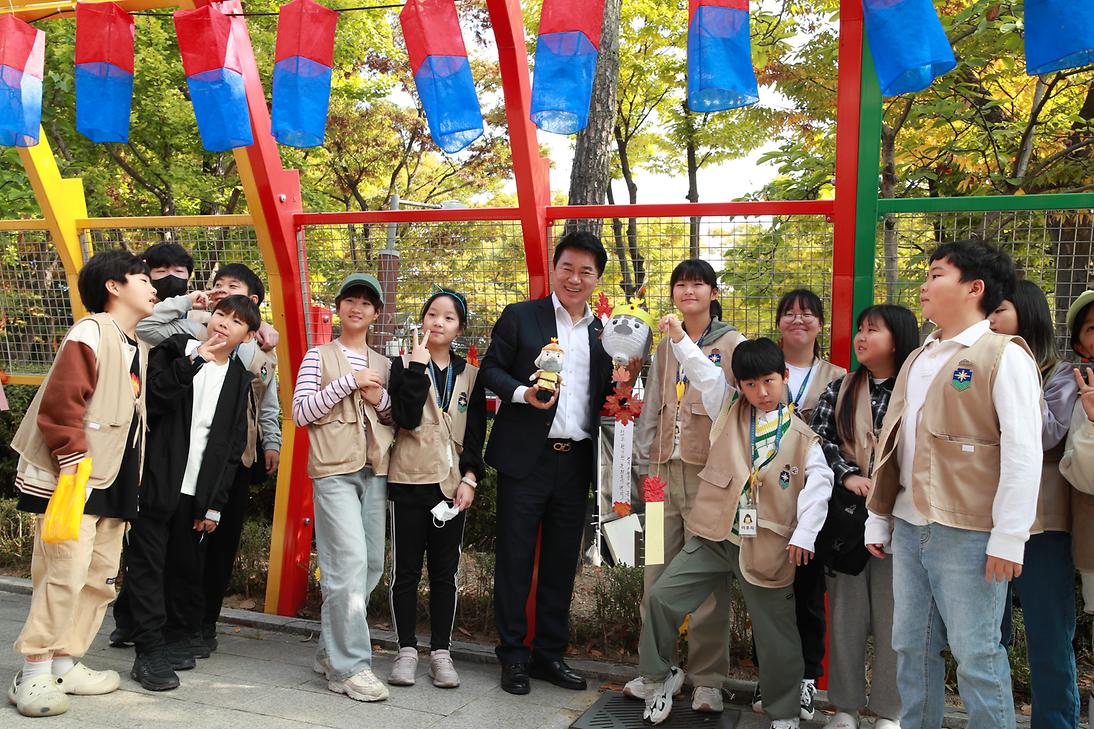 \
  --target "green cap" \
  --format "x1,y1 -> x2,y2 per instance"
336,273 -> 384,307
1067,290 -> 1094,335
